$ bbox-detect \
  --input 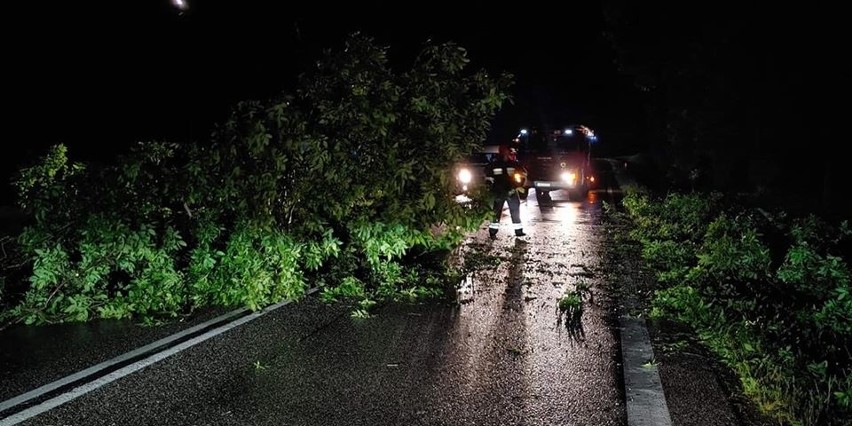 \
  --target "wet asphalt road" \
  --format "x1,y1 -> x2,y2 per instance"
3,188 -> 628,426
